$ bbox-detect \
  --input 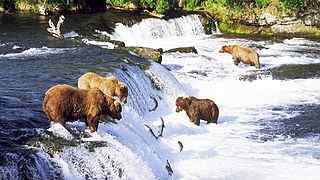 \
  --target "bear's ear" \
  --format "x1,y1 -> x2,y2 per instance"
119,82 -> 127,89
107,75 -> 117,80
184,97 -> 192,106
